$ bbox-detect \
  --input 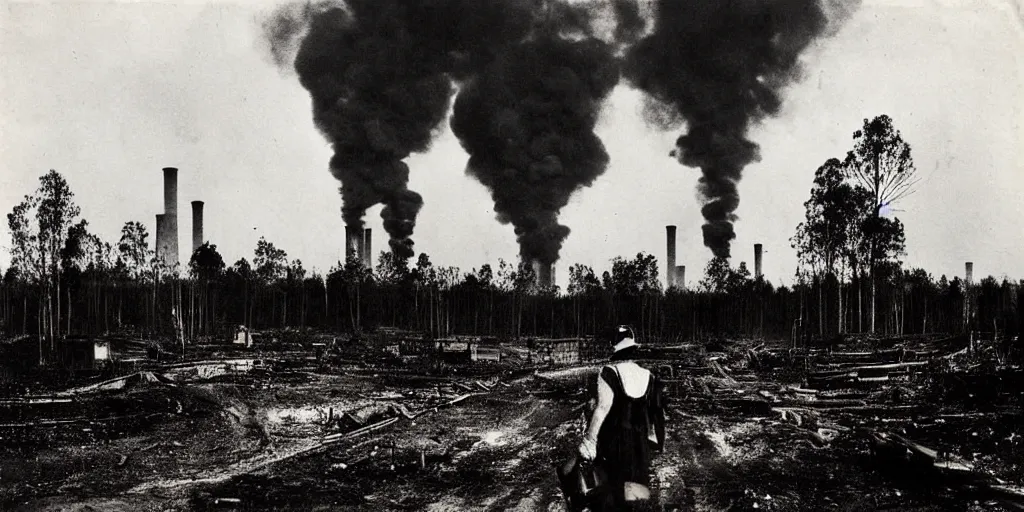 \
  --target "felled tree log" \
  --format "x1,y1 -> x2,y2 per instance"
868,430 -> 1024,510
